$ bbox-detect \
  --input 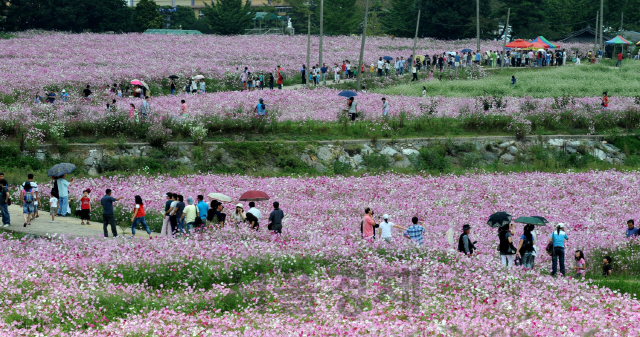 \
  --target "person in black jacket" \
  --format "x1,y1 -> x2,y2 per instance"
458,224 -> 476,255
